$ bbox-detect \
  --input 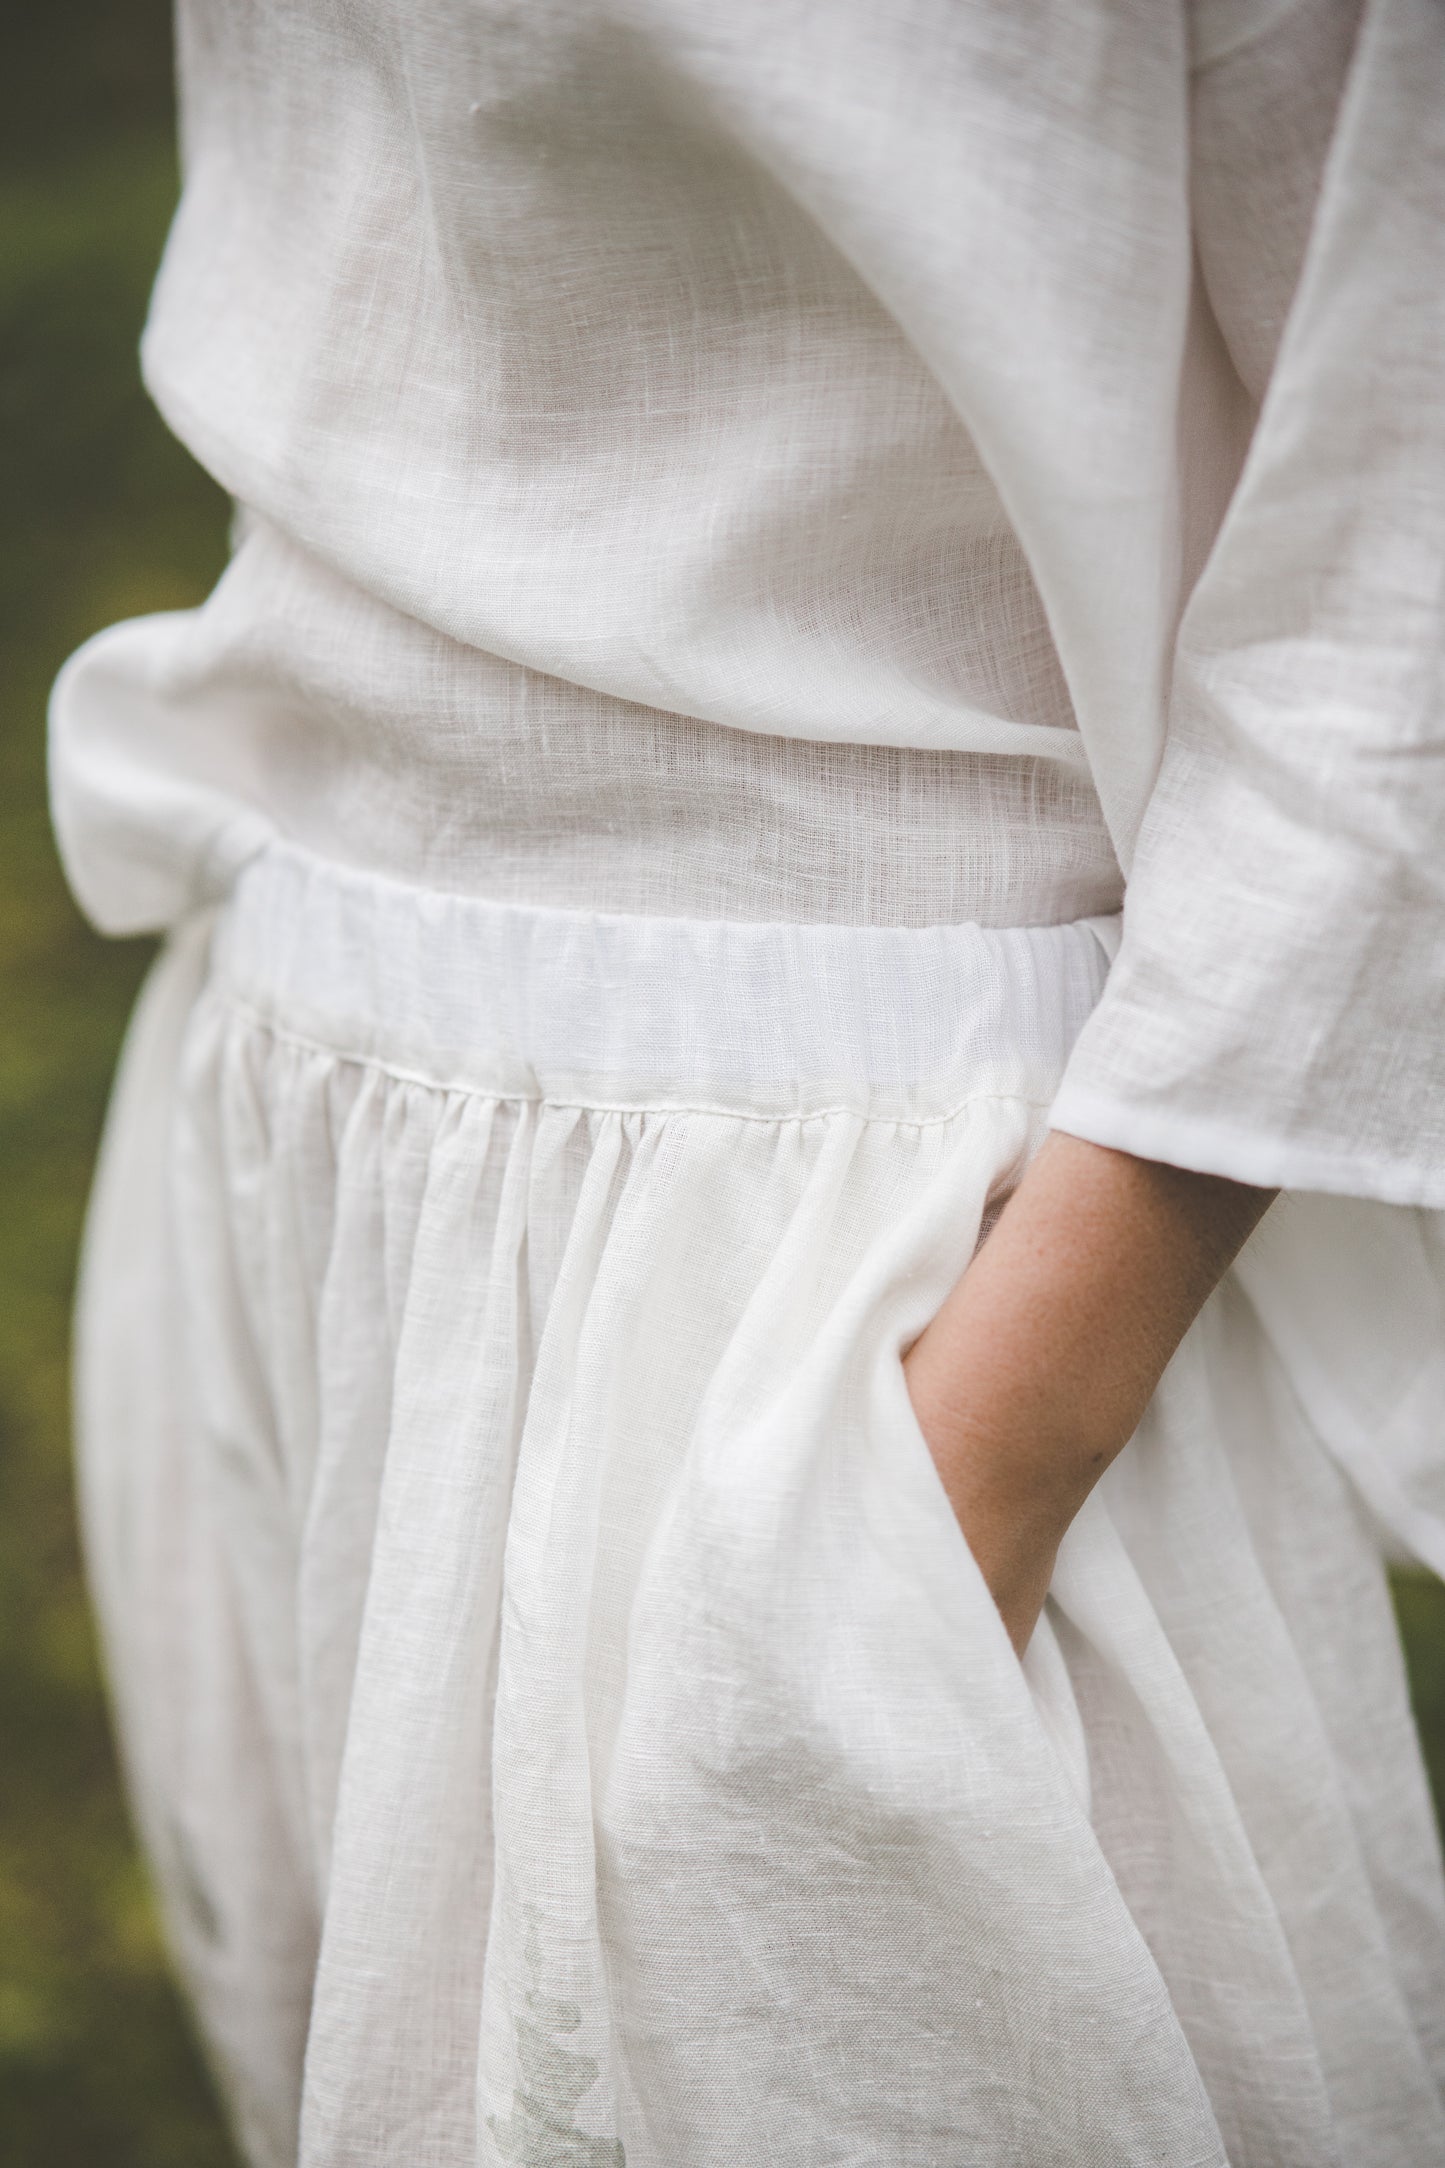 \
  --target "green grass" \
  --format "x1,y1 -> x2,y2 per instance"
2,9 -> 1444,2165
1,11 -> 237,2157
